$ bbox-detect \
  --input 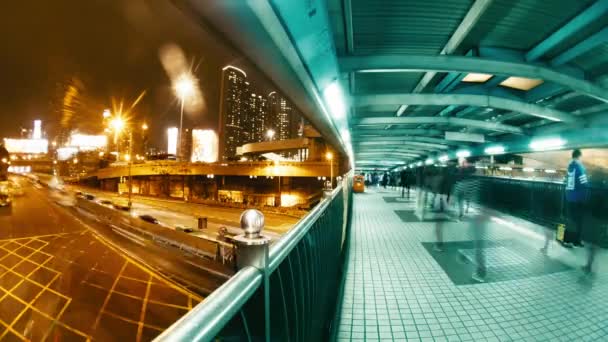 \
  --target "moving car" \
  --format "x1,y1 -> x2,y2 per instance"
0,182 -> 12,207
139,214 -> 159,224
112,197 -> 130,210
99,199 -> 113,206
175,225 -> 194,233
